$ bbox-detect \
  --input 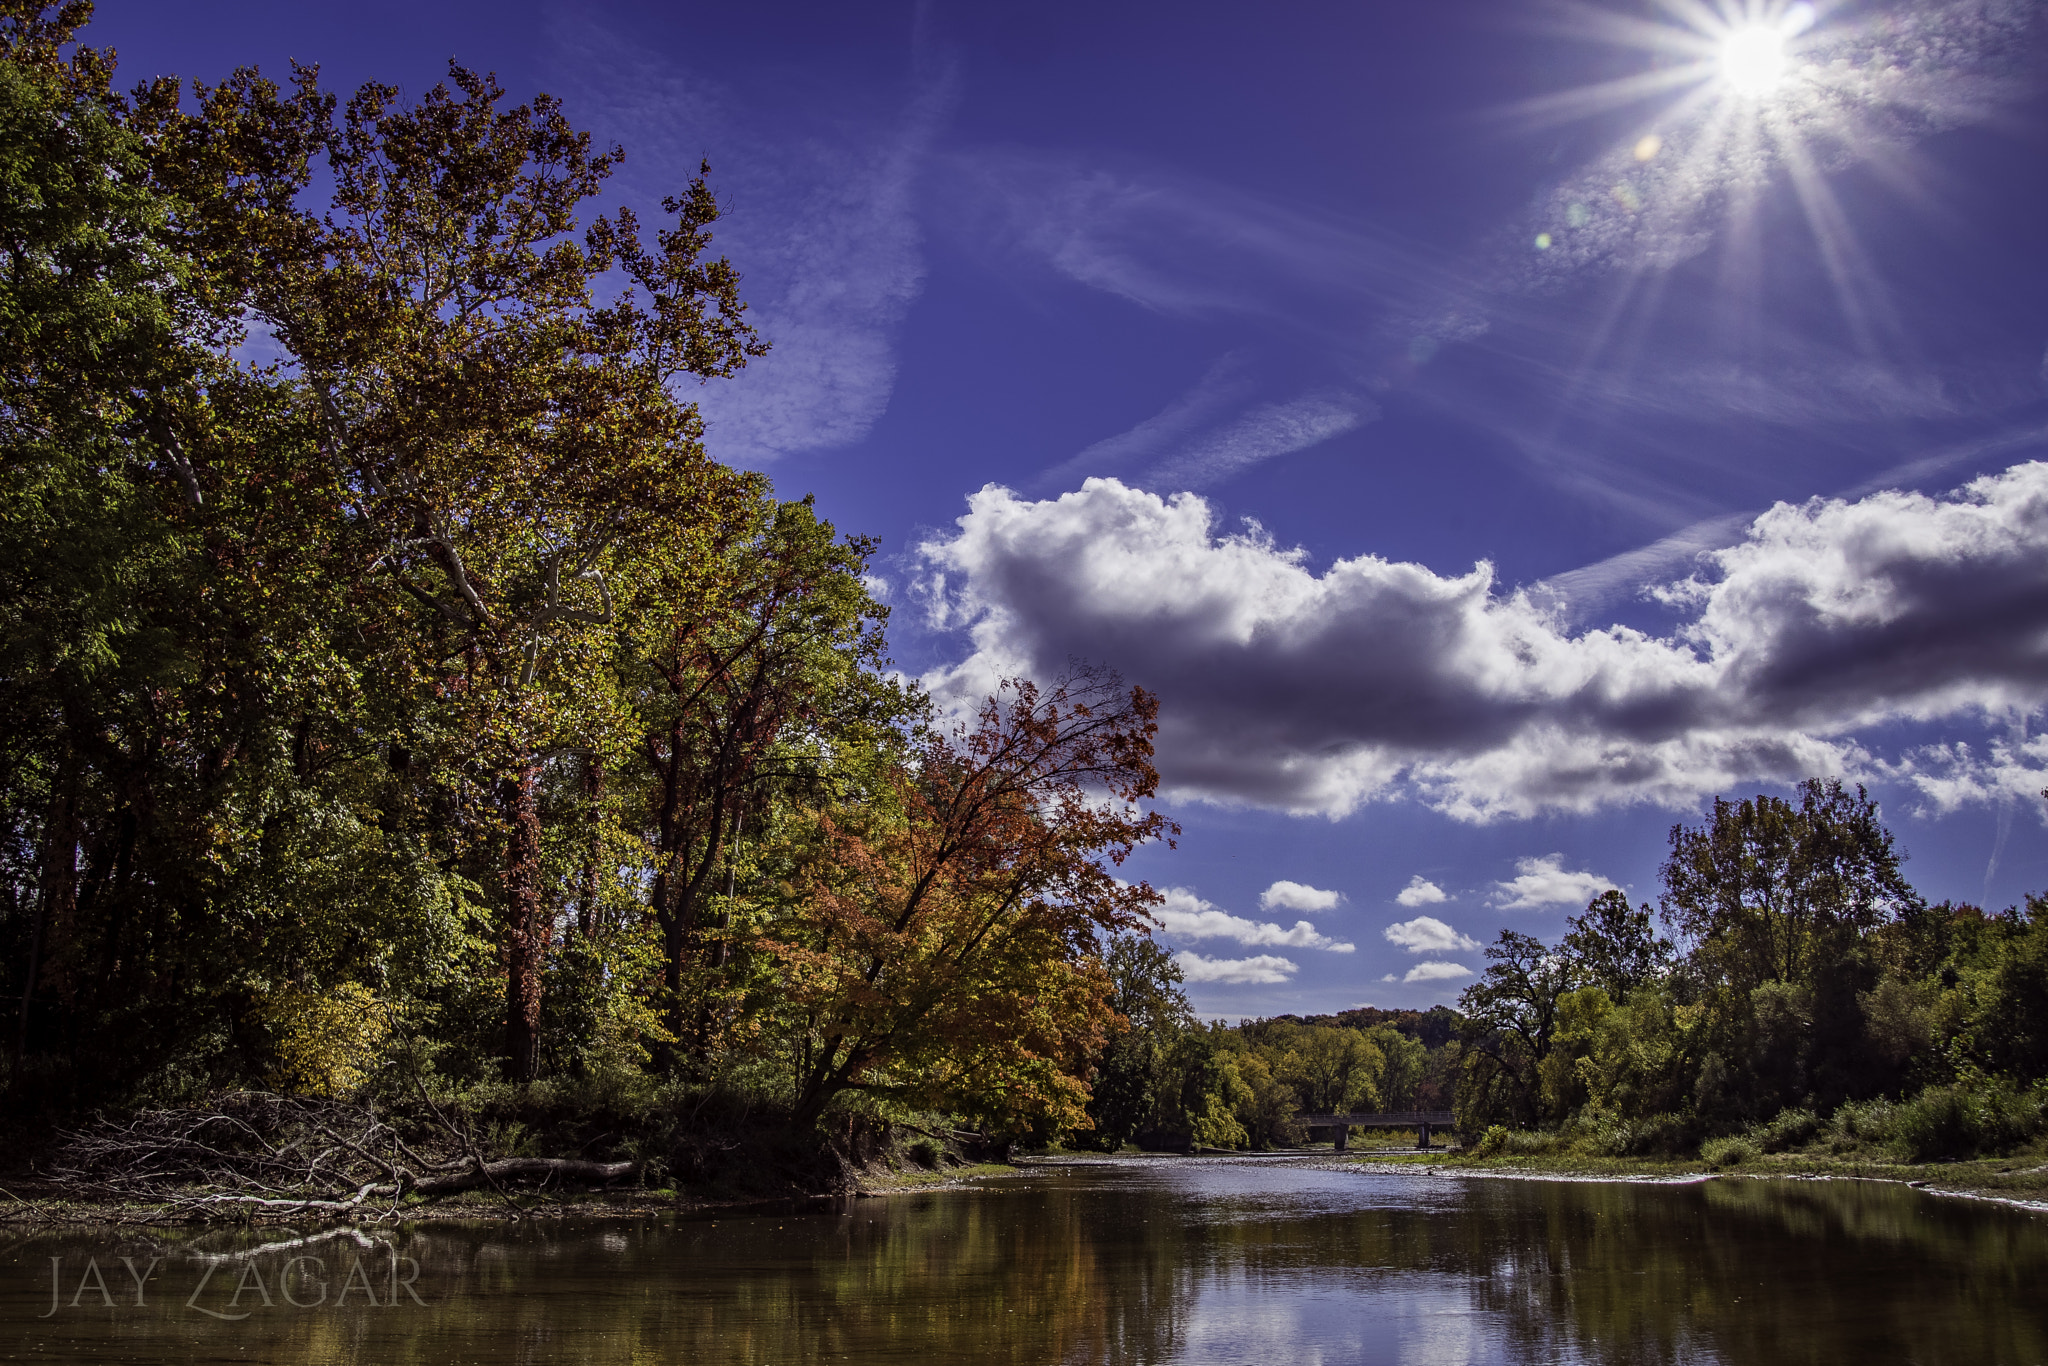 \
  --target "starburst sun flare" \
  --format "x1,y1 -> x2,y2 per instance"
1716,20 -> 1794,96
1509,0 -> 2032,364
